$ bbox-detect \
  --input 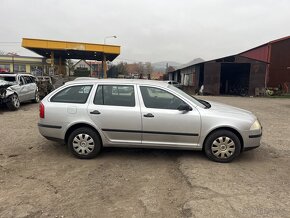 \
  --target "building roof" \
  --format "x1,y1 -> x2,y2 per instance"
239,35 -> 290,55
169,37 -> 290,73
22,38 -> 120,61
